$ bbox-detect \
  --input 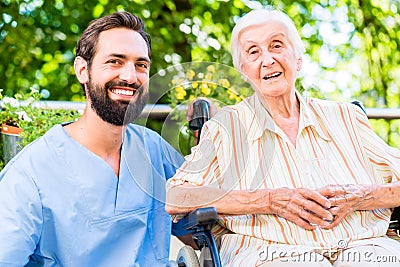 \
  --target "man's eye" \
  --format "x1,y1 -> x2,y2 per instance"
136,63 -> 149,69
108,59 -> 120,64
